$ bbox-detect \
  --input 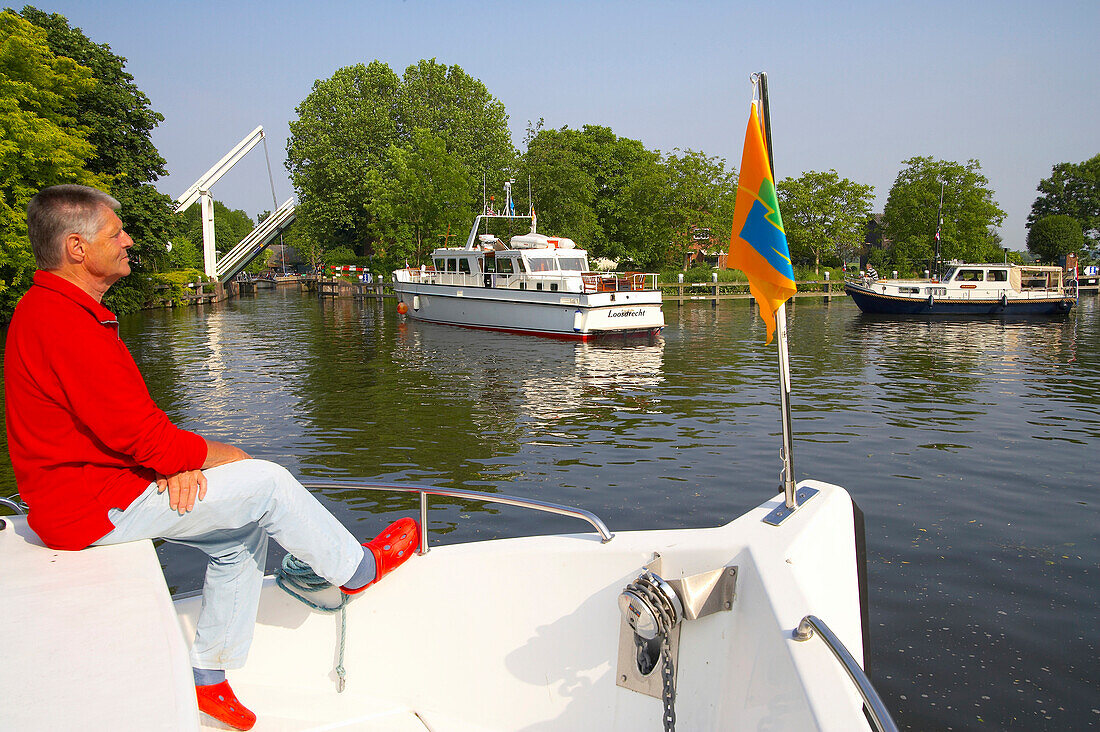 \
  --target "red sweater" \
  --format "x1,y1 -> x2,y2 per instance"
4,271 -> 208,550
